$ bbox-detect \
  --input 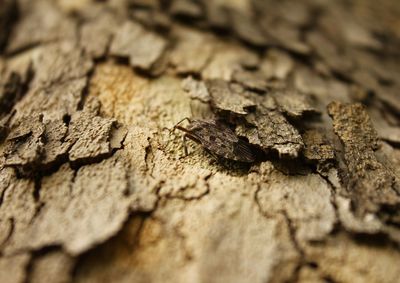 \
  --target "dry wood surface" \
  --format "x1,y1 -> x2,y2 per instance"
1,0 -> 400,282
